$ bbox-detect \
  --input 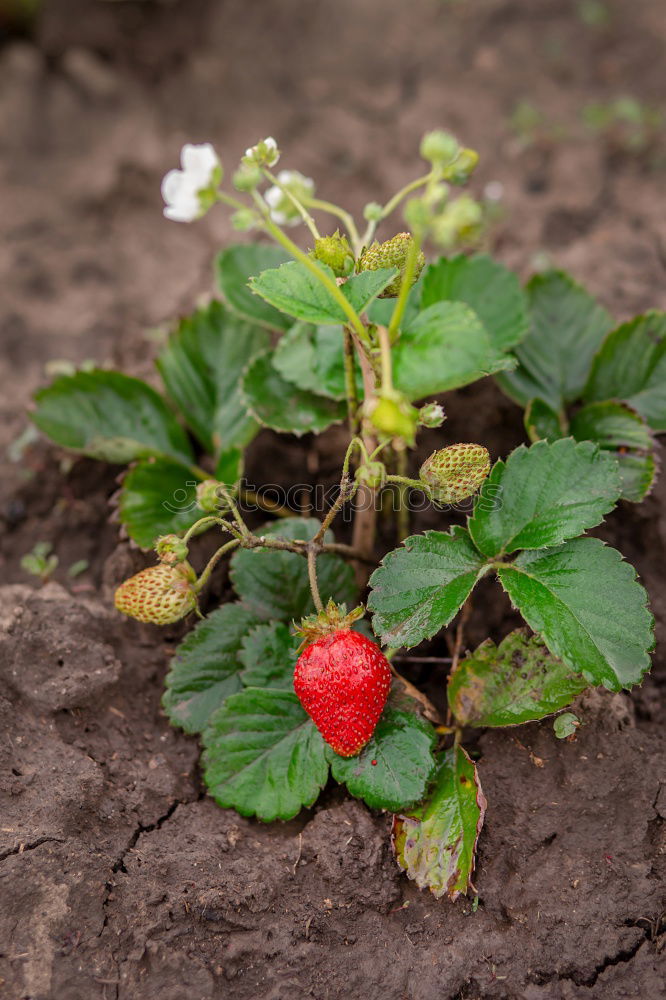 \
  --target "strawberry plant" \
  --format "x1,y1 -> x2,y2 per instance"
30,132 -> 660,901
